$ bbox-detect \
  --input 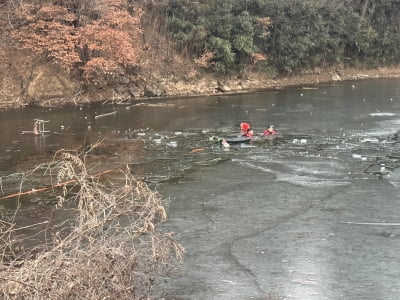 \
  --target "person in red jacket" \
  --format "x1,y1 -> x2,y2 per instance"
263,125 -> 277,136
240,122 -> 254,138
240,122 -> 251,136
243,128 -> 254,138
